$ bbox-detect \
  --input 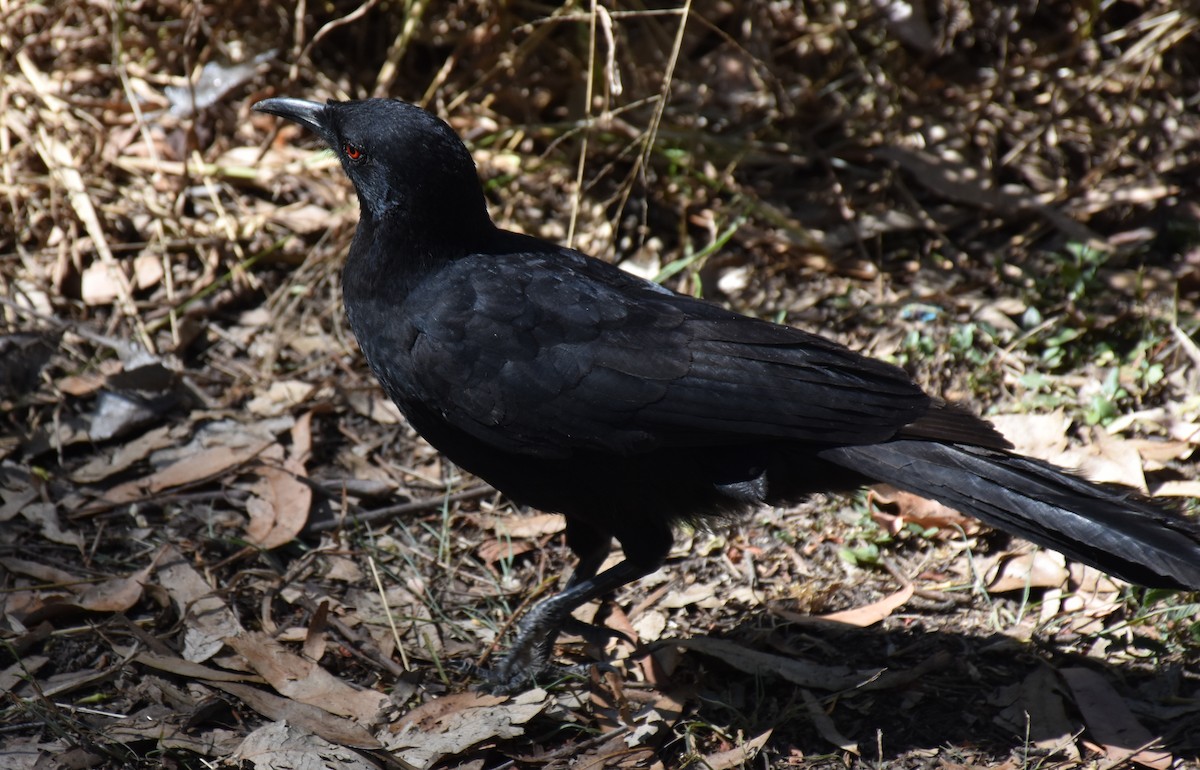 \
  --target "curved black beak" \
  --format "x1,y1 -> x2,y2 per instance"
253,97 -> 332,144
